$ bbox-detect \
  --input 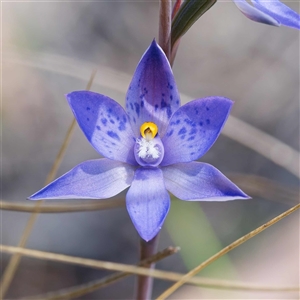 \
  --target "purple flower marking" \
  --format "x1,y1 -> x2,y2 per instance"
29,41 -> 250,242
232,0 -> 300,29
